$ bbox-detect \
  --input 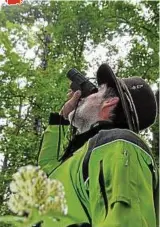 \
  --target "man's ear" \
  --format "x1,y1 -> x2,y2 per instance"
100,97 -> 119,120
